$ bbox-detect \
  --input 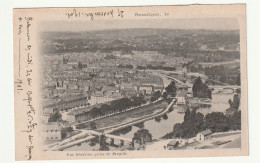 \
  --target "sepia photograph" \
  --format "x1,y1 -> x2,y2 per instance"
12,4 -> 248,160
40,19 -> 242,152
